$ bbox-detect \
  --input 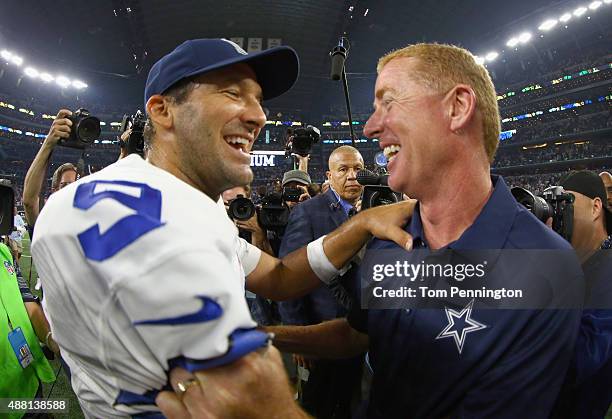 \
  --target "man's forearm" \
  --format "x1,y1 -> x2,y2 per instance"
265,318 -> 368,359
247,212 -> 374,300
23,142 -> 54,224
247,201 -> 414,301
24,302 -> 51,344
